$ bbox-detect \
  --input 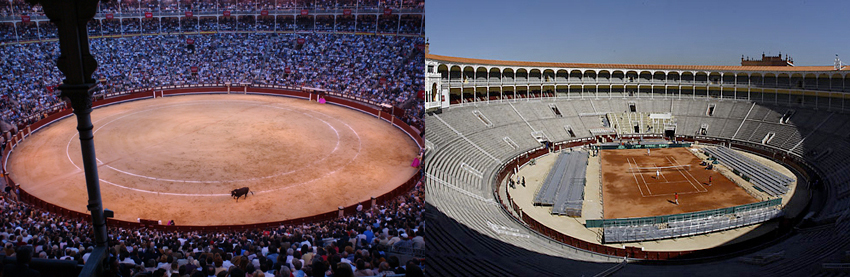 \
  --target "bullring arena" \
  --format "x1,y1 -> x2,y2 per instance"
0,1 -> 427,275
423,52 -> 850,276
5,90 -> 421,226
